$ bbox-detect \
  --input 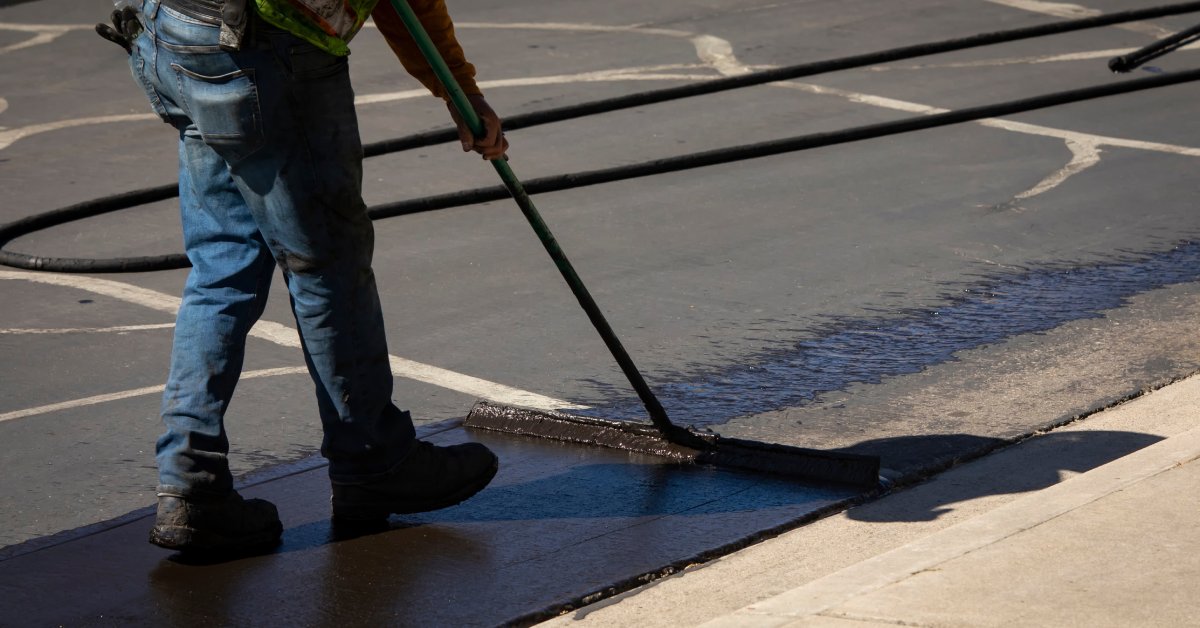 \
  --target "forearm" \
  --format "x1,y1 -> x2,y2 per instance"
371,0 -> 480,98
